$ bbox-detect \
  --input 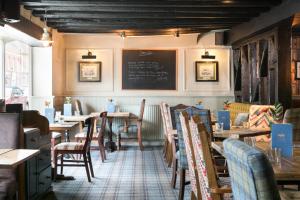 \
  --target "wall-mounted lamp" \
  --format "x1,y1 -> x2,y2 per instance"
120,31 -> 126,39
201,51 -> 215,59
174,31 -> 180,38
82,50 -> 96,59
